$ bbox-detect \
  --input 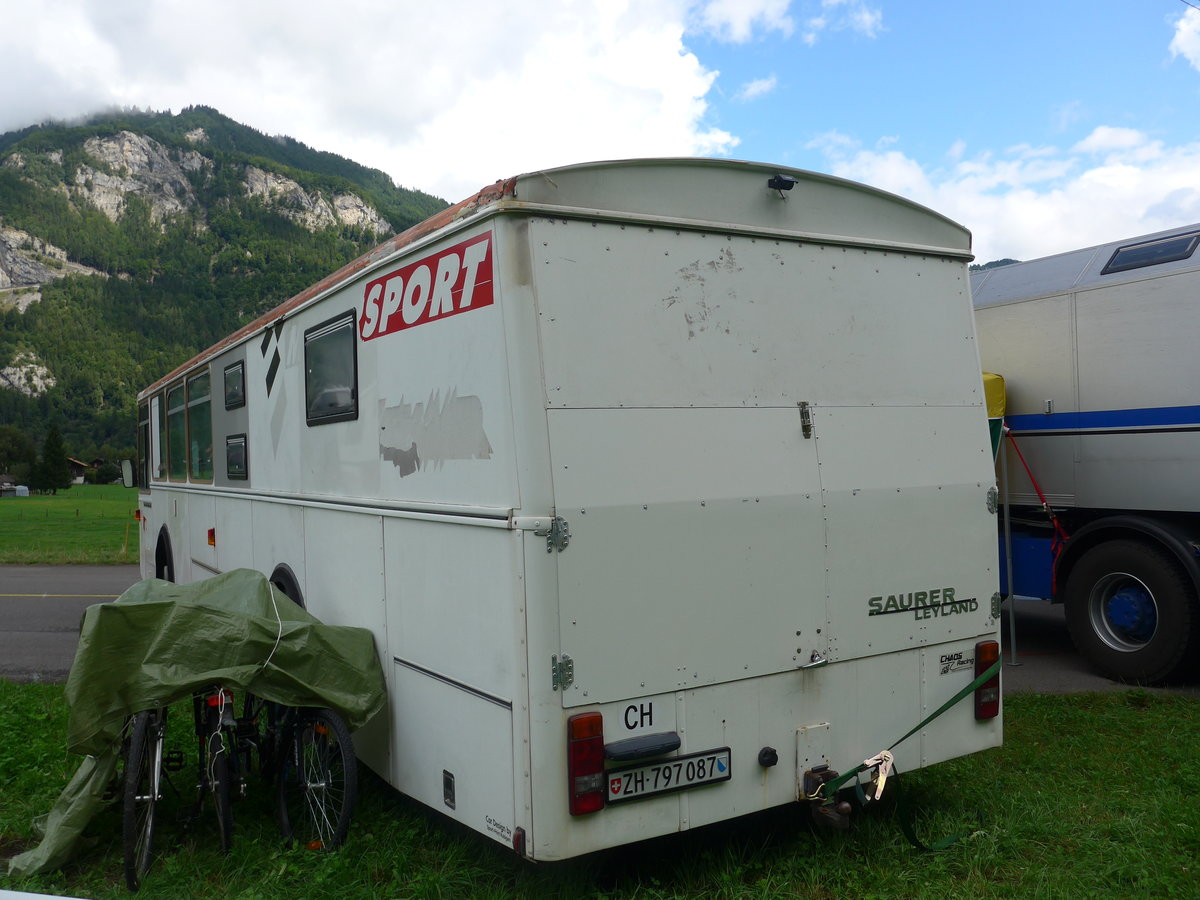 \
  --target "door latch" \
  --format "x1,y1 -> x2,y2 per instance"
798,402 -> 813,439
